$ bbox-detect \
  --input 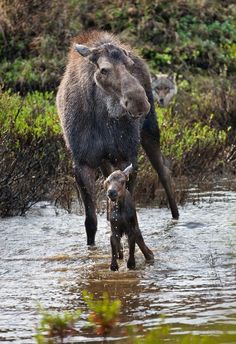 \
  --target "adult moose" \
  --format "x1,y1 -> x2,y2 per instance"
57,31 -> 179,246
